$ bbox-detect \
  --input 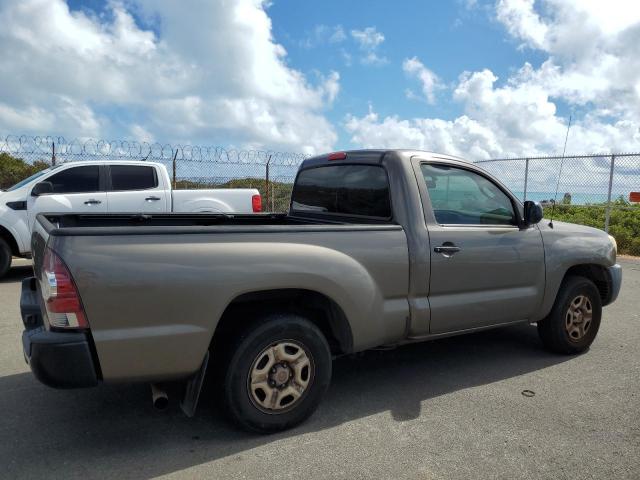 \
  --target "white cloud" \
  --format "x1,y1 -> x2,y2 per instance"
0,0 -> 339,153
350,27 -> 388,65
351,27 -> 384,49
495,0 -> 549,50
319,71 -> 341,104
497,0 -> 640,48
0,96 -> 102,137
129,124 -> 155,143
496,0 -> 640,117
345,106 -> 504,160
329,25 -> 347,43
302,24 -> 346,48
360,52 -> 388,66
403,57 -> 441,104
346,1 -> 640,159
340,49 -> 353,67
0,104 -> 55,133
